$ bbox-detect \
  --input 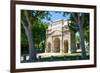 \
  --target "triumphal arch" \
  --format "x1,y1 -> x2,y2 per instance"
45,20 -> 75,53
